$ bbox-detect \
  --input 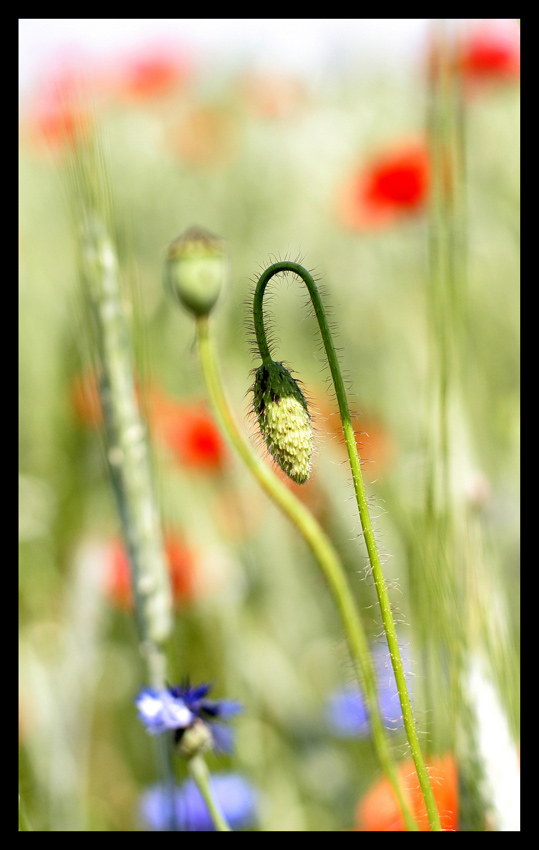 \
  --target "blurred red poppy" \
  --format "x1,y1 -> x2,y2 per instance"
105,532 -> 197,609
457,25 -> 520,83
33,99 -> 87,151
354,418 -> 396,482
69,368 -> 142,429
70,368 -> 103,428
148,388 -> 226,473
427,23 -> 520,93
337,141 -> 430,231
167,105 -> 239,169
117,46 -> 192,101
24,67 -> 93,154
315,398 -> 396,482
70,377 -> 225,472
356,754 -> 458,831
239,71 -> 306,119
